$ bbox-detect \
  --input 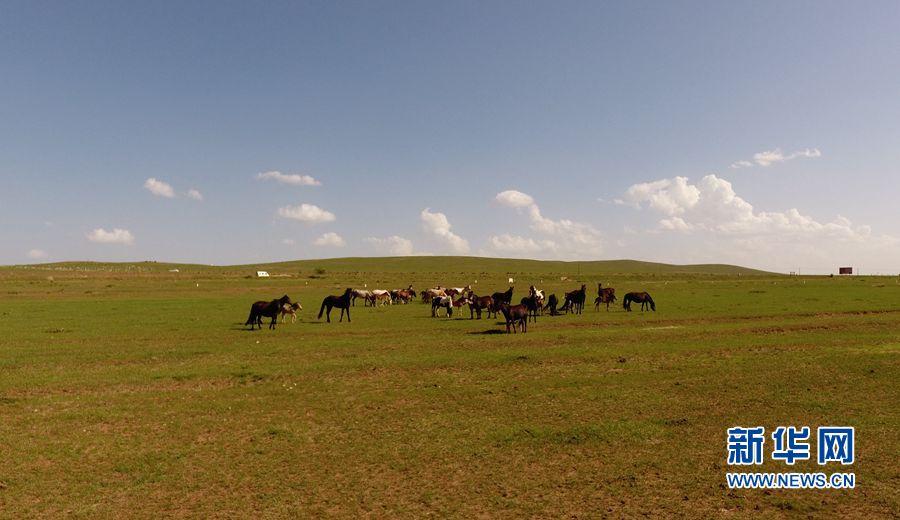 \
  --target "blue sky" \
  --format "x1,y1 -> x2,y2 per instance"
2,1 -> 898,273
